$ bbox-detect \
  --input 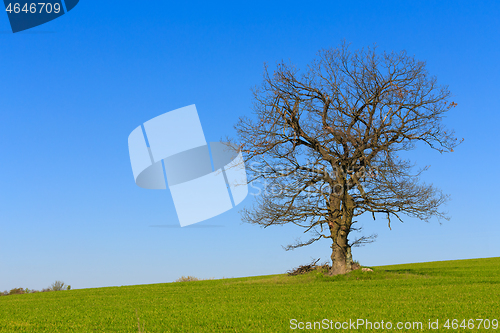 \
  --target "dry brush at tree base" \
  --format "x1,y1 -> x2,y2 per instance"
286,258 -> 363,276
232,42 -> 462,275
